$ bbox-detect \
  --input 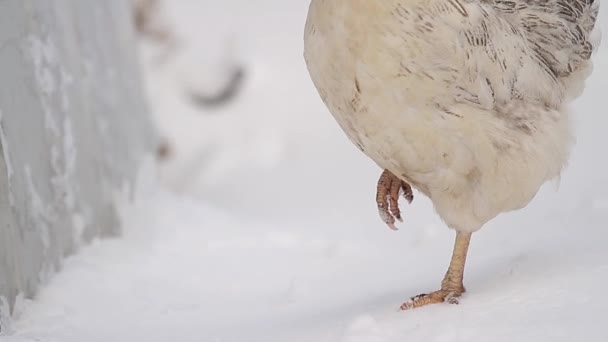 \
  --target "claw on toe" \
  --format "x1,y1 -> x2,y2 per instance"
376,170 -> 414,230
400,290 -> 462,310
